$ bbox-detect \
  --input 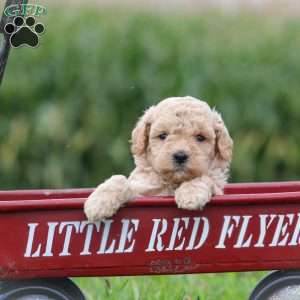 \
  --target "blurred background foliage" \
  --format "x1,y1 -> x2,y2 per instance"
1,7 -> 300,189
